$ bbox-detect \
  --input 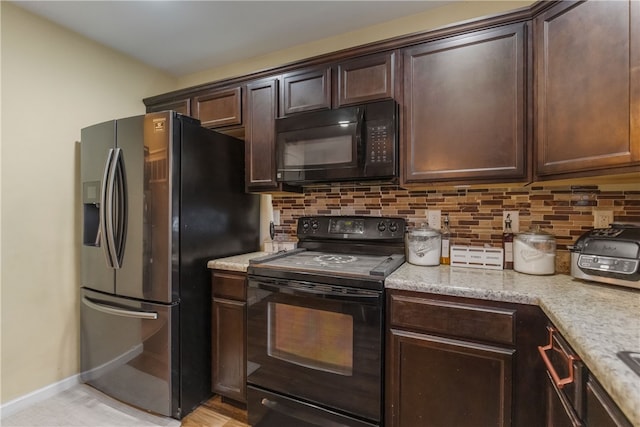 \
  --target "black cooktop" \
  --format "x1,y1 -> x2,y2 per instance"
249,216 -> 407,290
